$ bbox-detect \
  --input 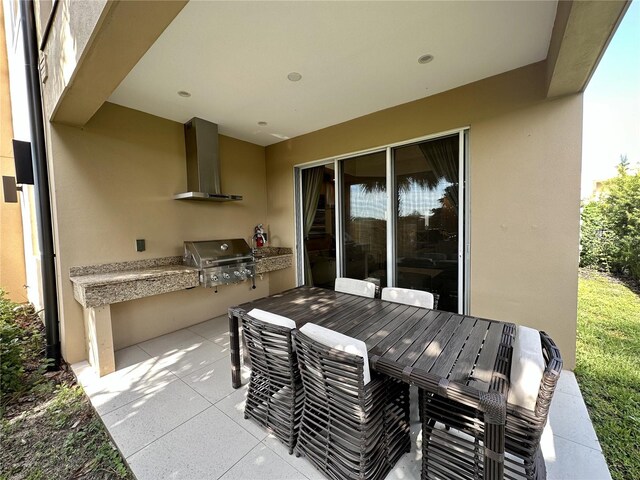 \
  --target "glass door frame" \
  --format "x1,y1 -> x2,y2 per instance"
294,127 -> 470,314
